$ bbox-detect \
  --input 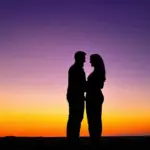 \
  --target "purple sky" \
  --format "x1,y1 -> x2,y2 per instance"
1,0 -> 150,86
